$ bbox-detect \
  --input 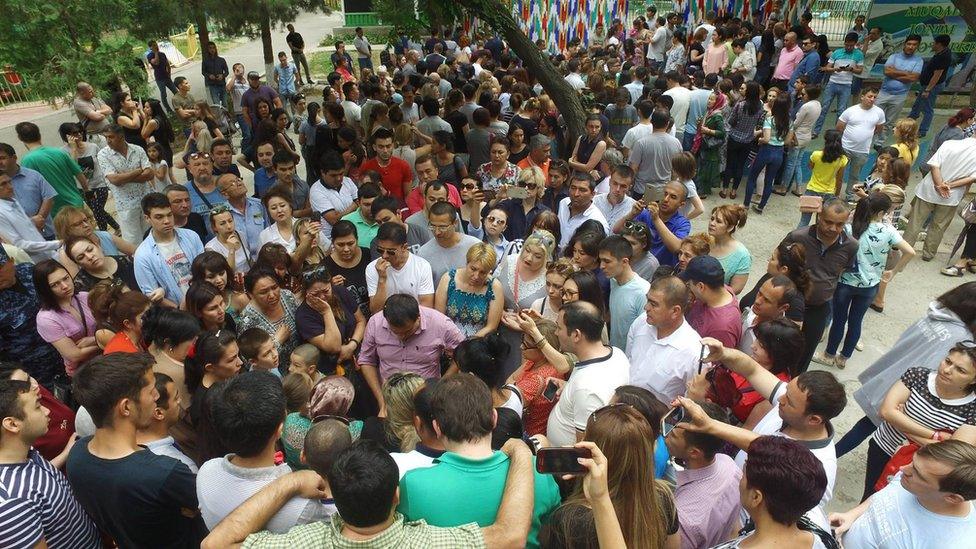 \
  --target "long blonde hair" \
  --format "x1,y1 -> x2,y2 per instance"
382,372 -> 425,452
893,117 -> 919,158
